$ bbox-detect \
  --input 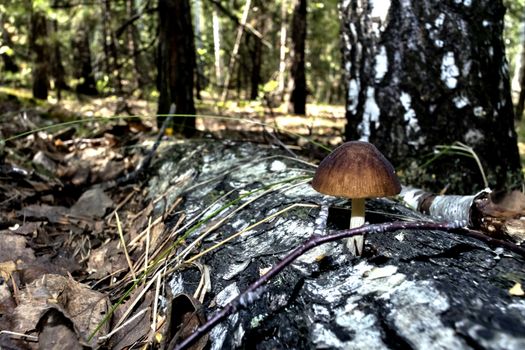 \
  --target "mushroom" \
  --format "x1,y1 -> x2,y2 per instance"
312,141 -> 401,255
